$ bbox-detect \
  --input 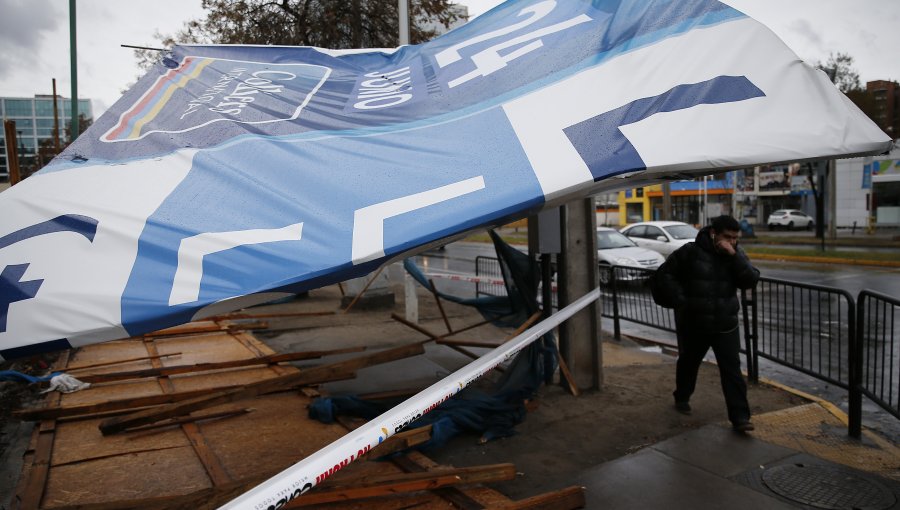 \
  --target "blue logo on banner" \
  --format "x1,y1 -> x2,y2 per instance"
0,215 -> 98,332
